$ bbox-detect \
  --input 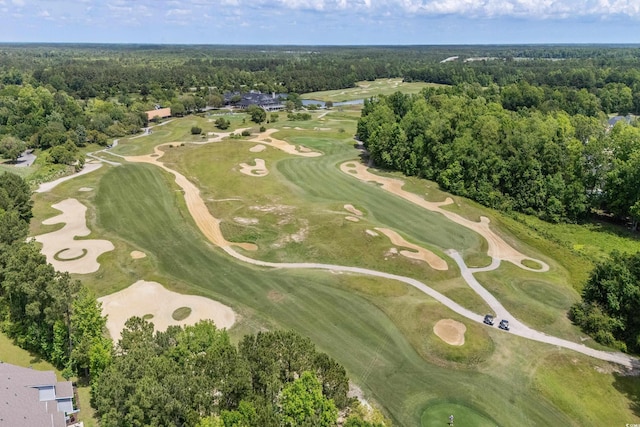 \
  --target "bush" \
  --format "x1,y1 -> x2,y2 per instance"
215,118 -> 230,130
241,130 -> 251,137
191,126 -> 202,135
259,126 -> 266,132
